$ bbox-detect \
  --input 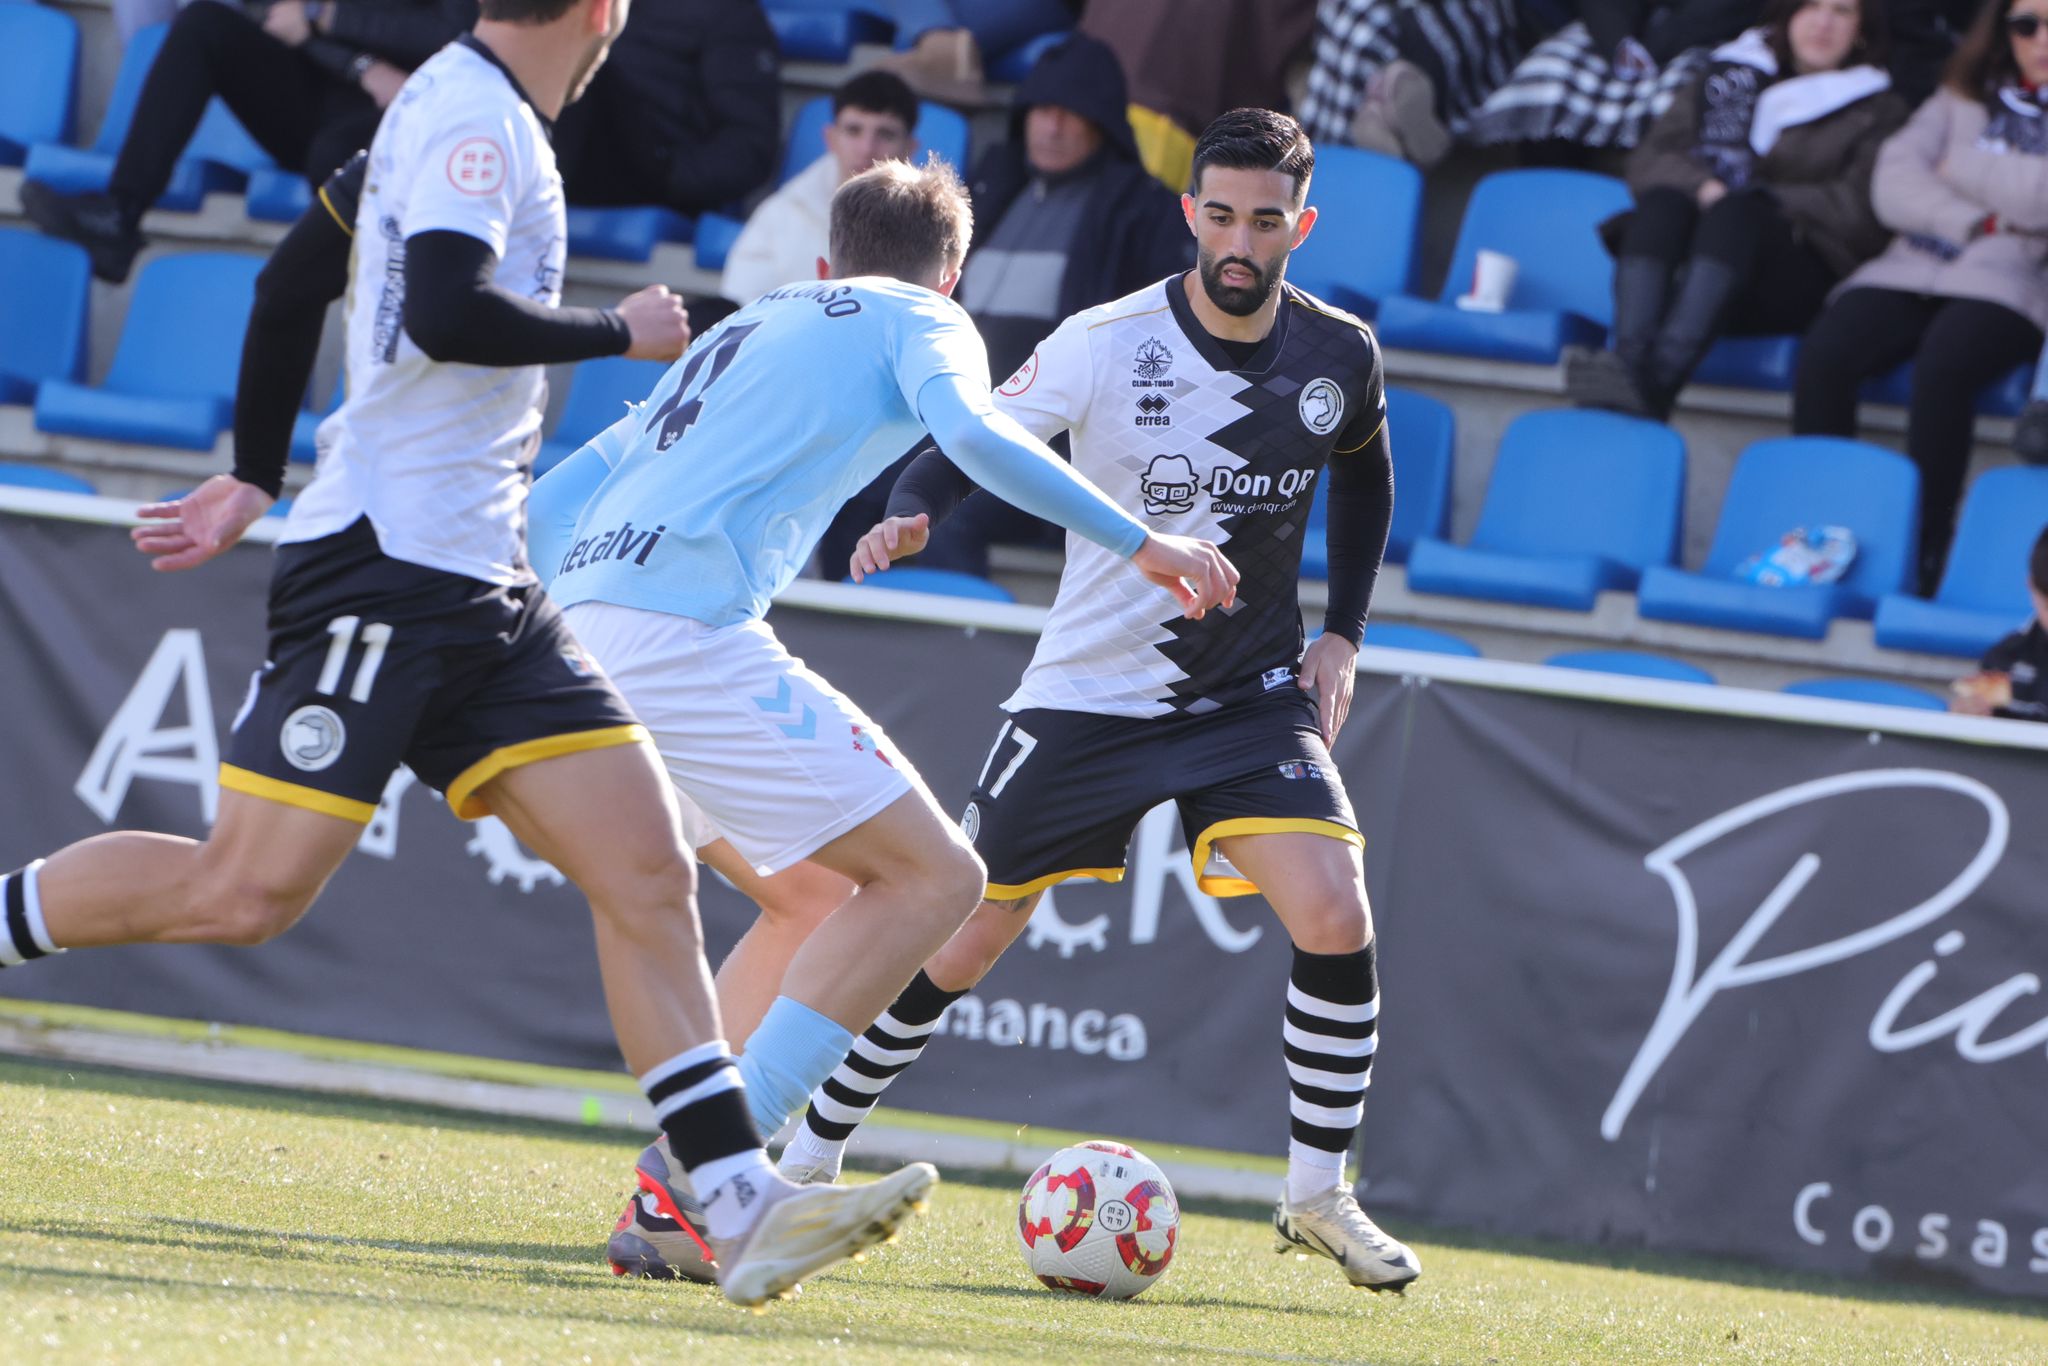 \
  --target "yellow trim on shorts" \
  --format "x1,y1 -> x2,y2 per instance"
317,182 -> 354,236
444,724 -> 650,821
1187,817 -> 1364,897
218,764 -> 377,823
985,866 -> 1129,900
